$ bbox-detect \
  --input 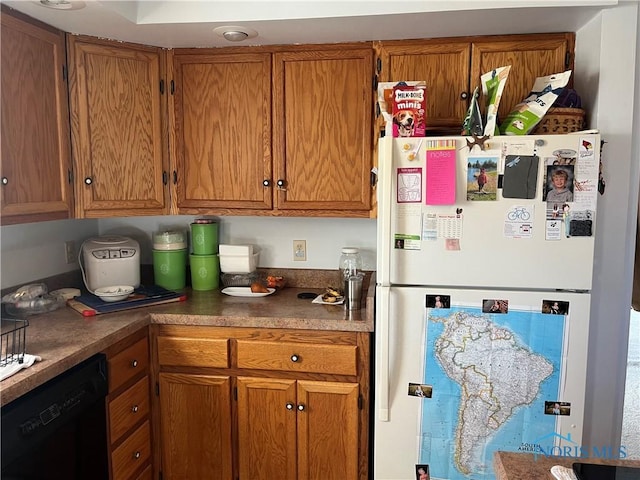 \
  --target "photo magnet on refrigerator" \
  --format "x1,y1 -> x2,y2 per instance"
482,299 -> 509,313
502,155 -> 539,199
408,383 -> 432,398
415,464 -> 431,480
545,401 -> 571,416
426,294 -> 450,309
542,300 -> 569,315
